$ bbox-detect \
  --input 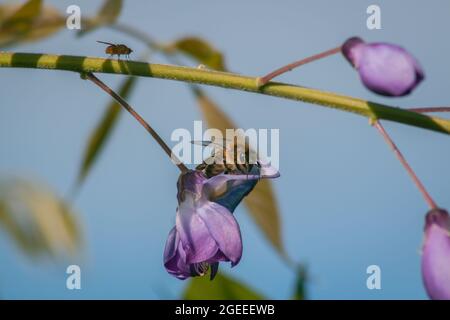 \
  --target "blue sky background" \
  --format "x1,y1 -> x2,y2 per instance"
1,0 -> 450,299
